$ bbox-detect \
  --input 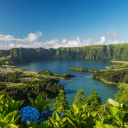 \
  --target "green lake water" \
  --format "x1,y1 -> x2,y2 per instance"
16,59 -> 119,106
